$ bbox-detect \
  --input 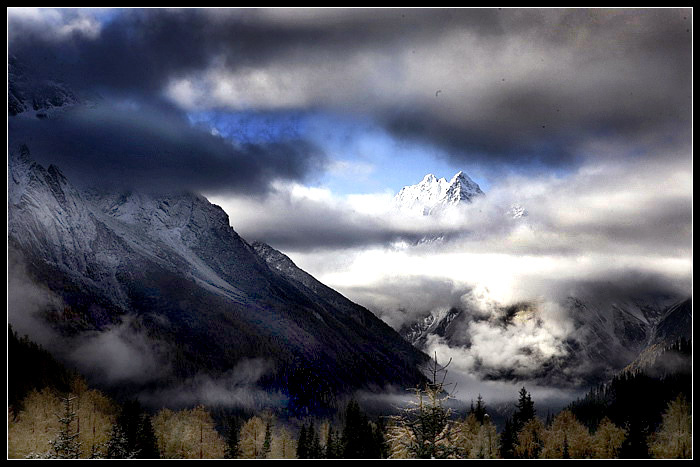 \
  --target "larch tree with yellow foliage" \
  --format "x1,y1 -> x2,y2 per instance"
152,406 -> 225,459
8,388 -> 62,458
238,415 -> 267,459
540,410 -> 592,459
592,417 -> 626,459
649,394 -> 692,459
514,417 -> 545,459
269,425 -> 297,459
